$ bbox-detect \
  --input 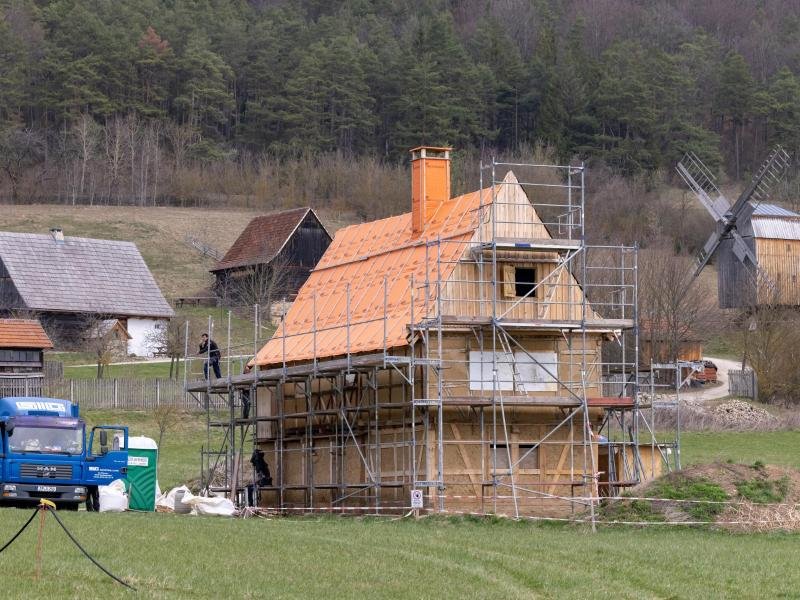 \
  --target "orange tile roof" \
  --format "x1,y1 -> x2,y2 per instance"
253,185 -> 492,367
0,319 -> 53,349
